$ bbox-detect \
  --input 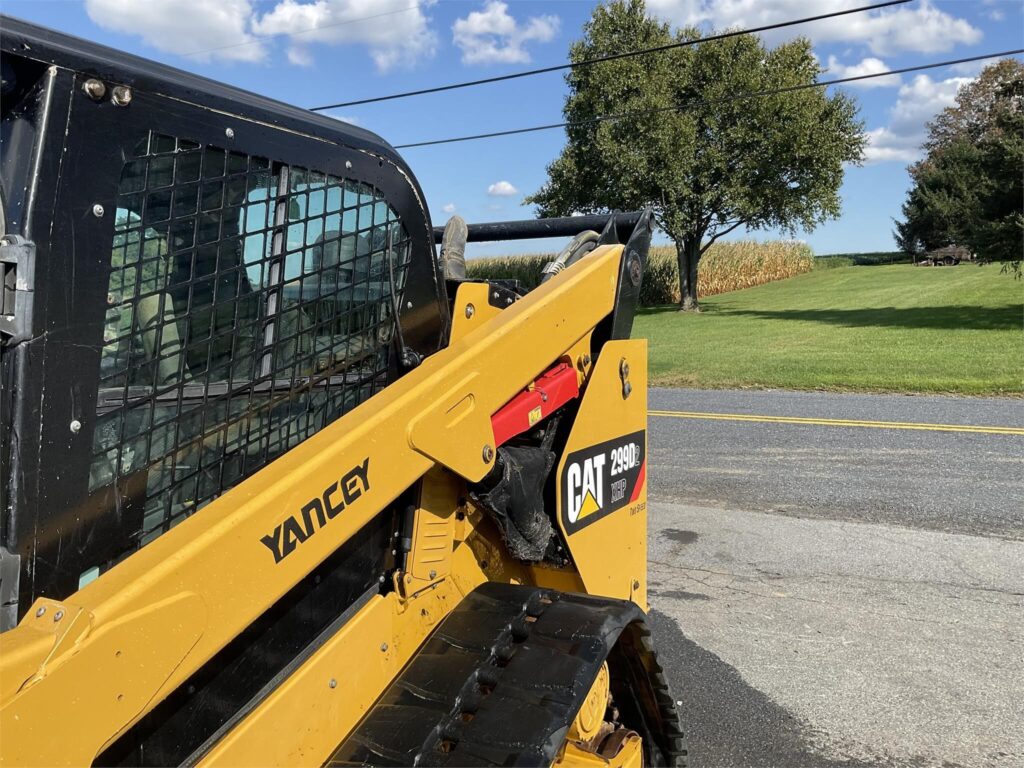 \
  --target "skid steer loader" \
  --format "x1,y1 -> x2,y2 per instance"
0,17 -> 686,767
